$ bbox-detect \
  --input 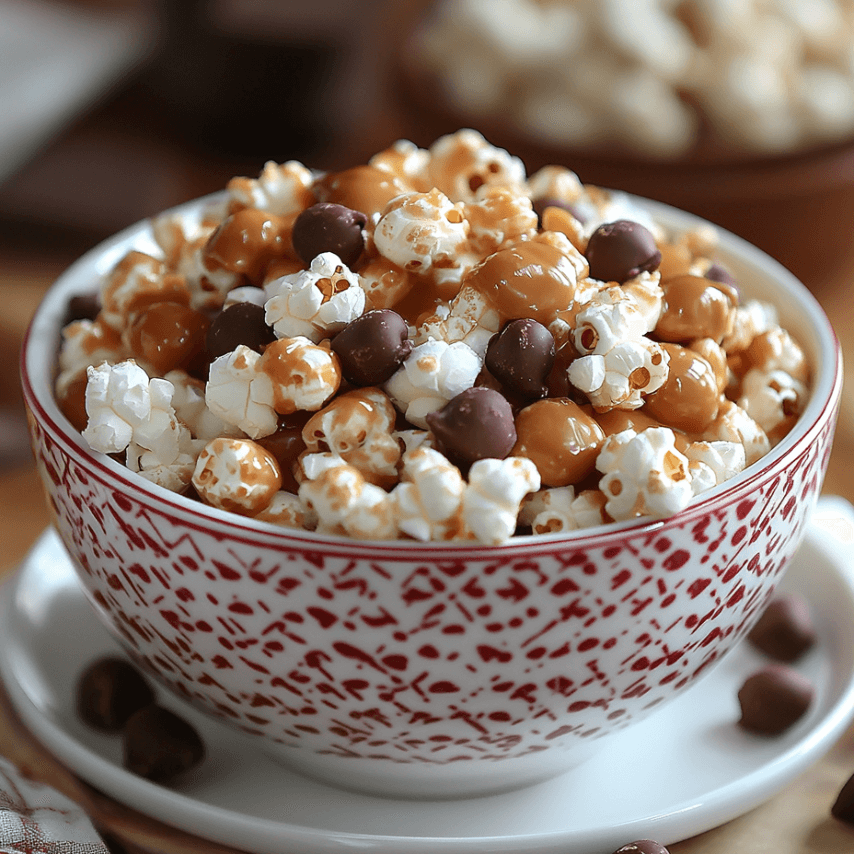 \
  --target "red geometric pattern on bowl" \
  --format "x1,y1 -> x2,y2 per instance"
25,397 -> 835,795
